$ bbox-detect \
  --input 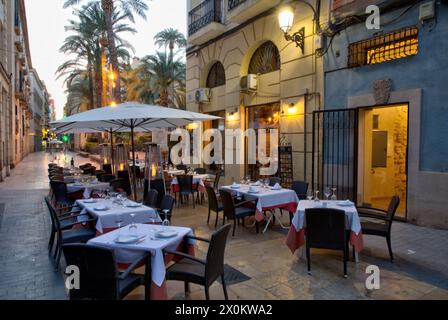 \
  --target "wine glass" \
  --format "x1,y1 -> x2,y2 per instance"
324,187 -> 331,201
129,213 -> 137,234
162,217 -> 171,230
307,189 -> 314,201
162,209 -> 171,223
115,214 -> 123,236
314,190 -> 320,202
331,188 -> 337,201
